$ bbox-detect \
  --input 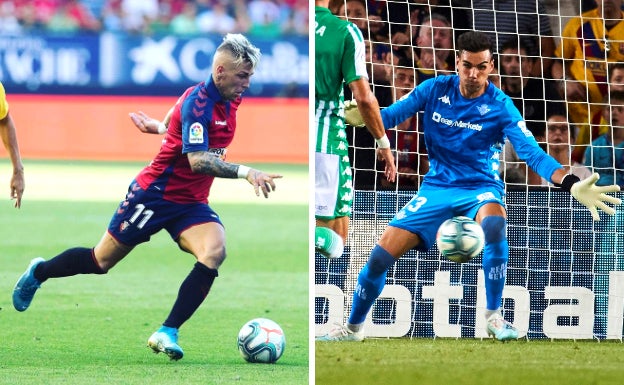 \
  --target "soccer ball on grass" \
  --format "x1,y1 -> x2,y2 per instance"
436,216 -> 485,263
237,318 -> 285,363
